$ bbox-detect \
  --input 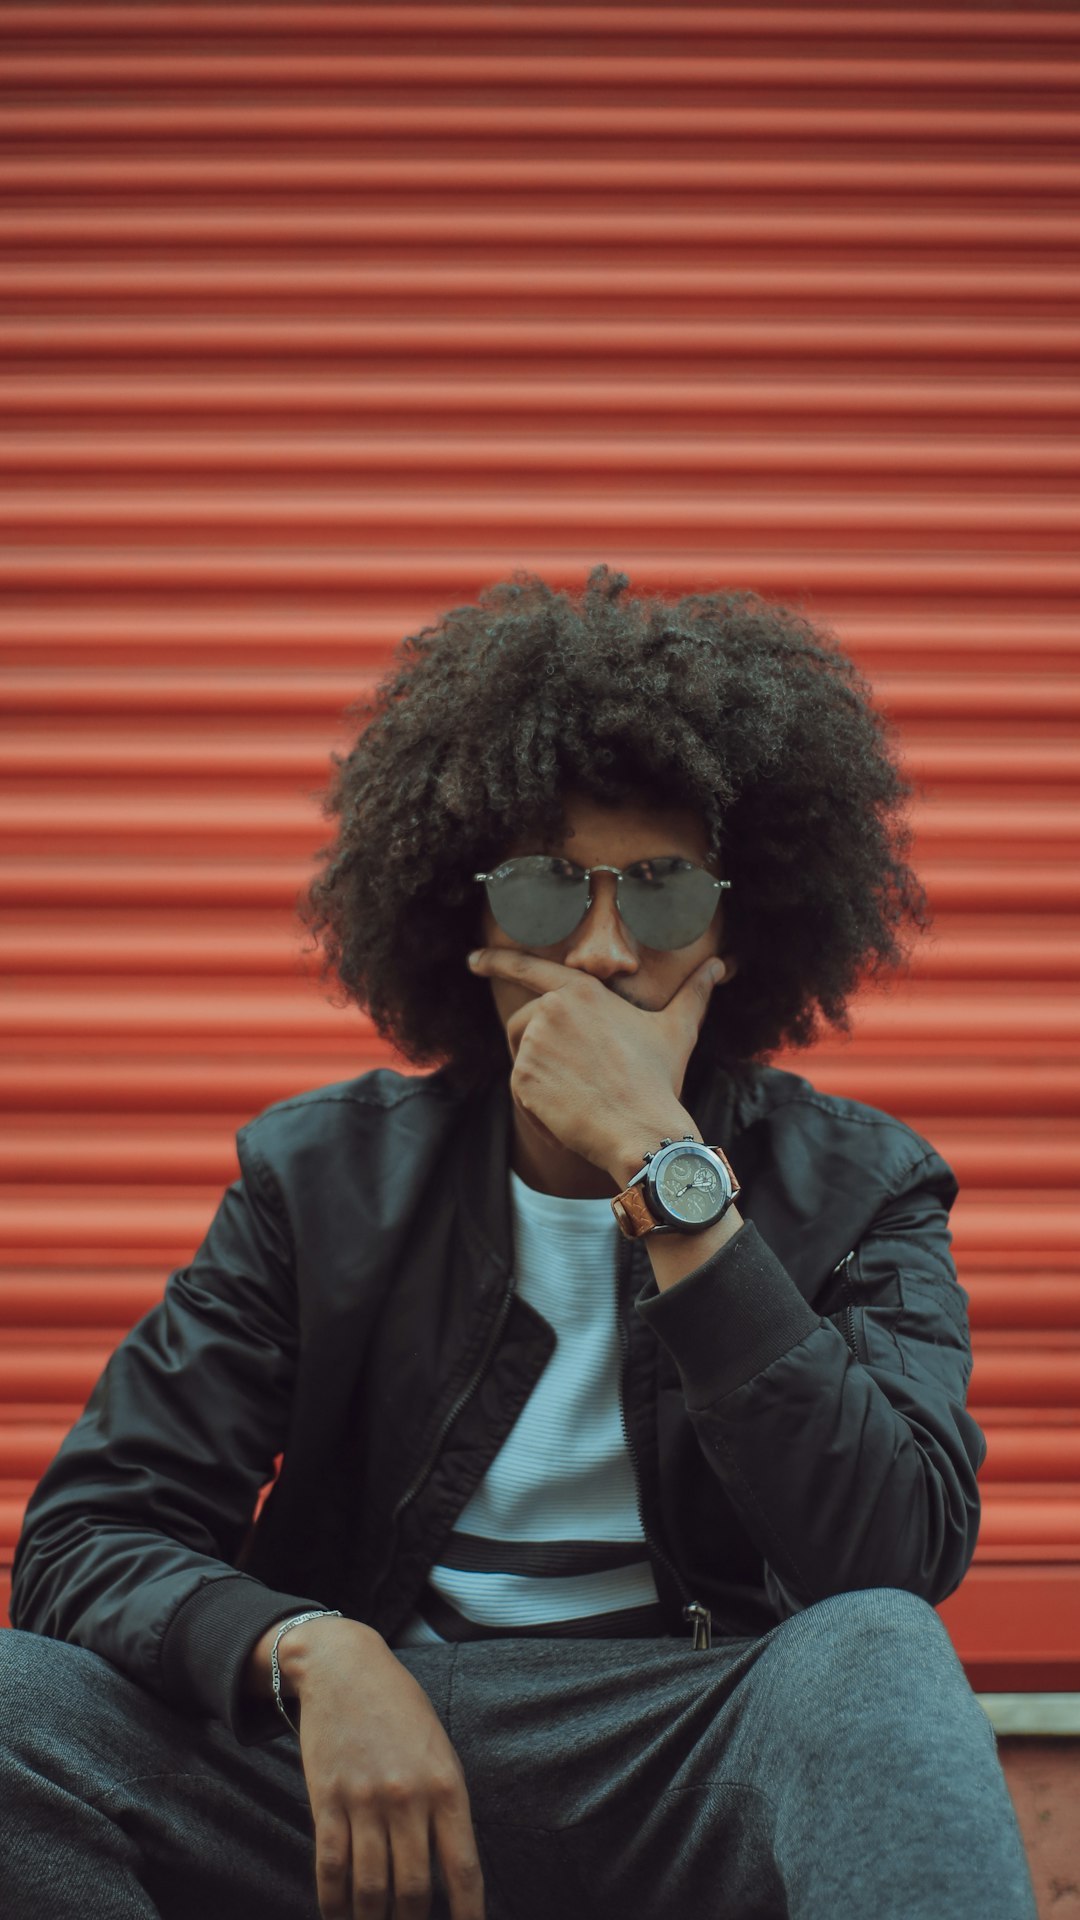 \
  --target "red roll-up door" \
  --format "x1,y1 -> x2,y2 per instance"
1,4 -> 1078,1686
